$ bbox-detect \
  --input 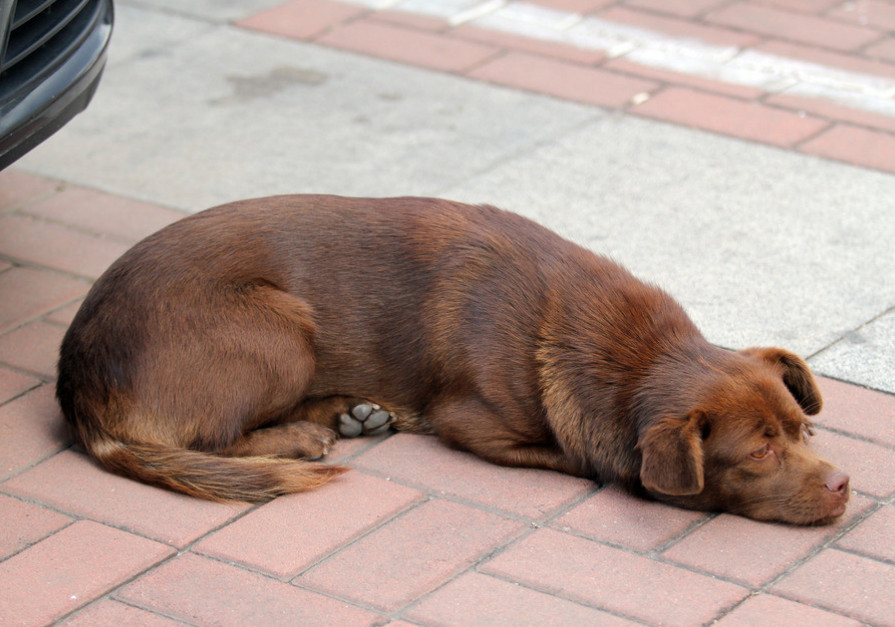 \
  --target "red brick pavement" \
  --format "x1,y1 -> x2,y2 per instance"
2,2 -> 895,624
1,165 -> 894,624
